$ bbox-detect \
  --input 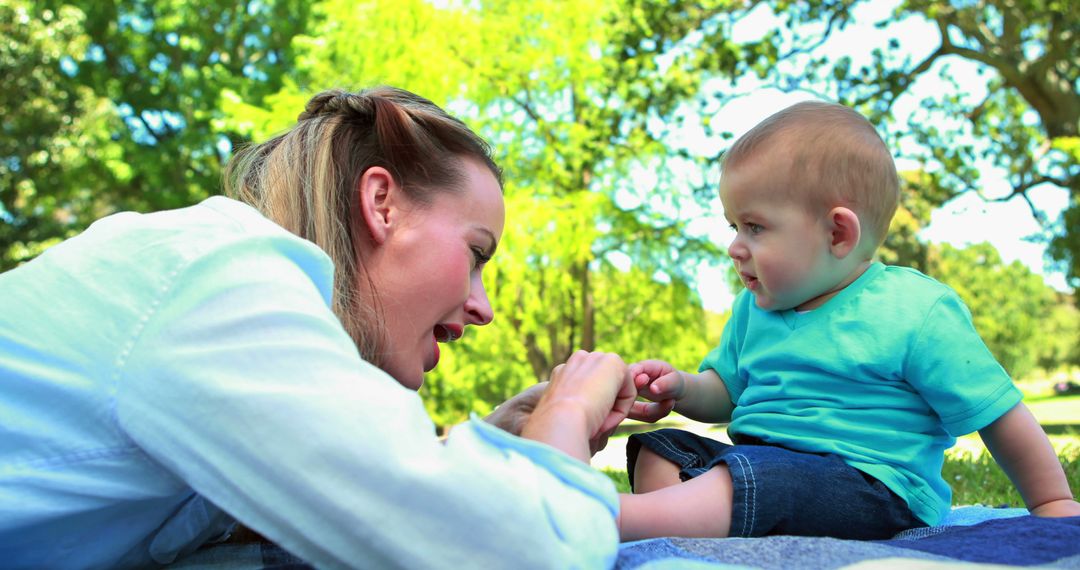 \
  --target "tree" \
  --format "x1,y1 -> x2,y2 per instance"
1,0 -> 313,269
0,2 -> 119,264
435,0 -> 803,387
1035,292 -> 1080,373
774,0 -> 1080,287
880,169 -> 956,271
927,242 -> 1056,379
225,0 -> 798,425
